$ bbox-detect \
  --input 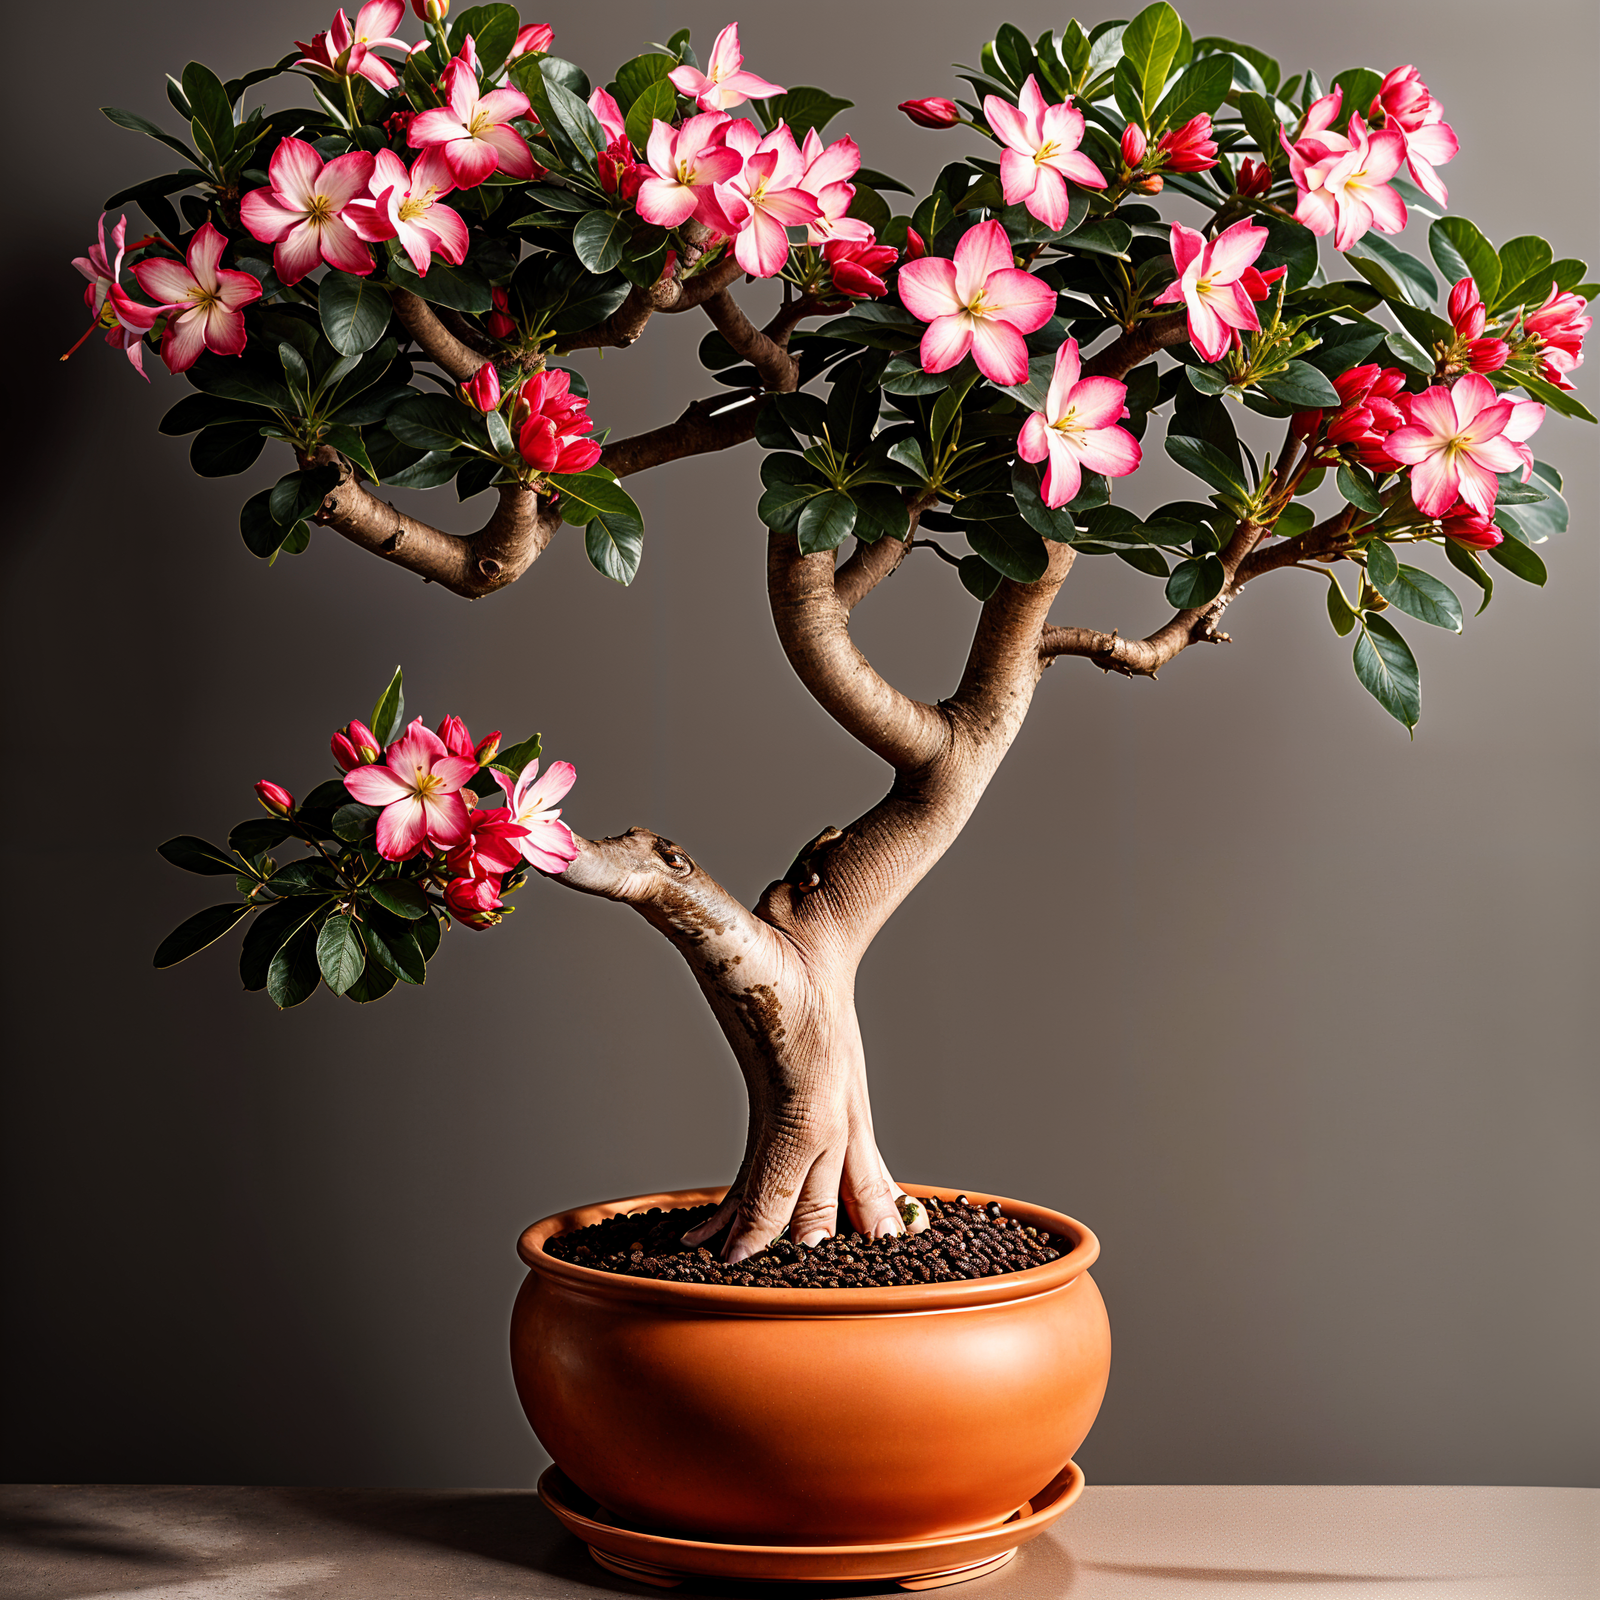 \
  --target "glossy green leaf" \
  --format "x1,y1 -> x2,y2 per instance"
268,920 -> 323,1009
229,819 -> 294,858
332,803 -> 379,843
319,270 -> 392,356
1493,235 -> 1553,310
1337,462 -> 1384,515
488,732 -> 541,784
1487,538 -> 1547,586
851,484 -> 911,544
1325,574 -> 1358,637
967,518 -> 1048,583
154,902 -> 254,969
158,835 -> 242,876
757,86 -> 853,141
1257,361 -> 1340,409
1375,562 -> 1462,632
1164,553 -> 1226,609
546,472 -> 646,584
1365,539 -> 1399,586
362,905 -> 427,984
1165,434 -> 1246,497
1353,613 -> 1420,730
386,393 -> 483,452
1123,1 -> 1184,116
1429,217 -> 1499,307
370,879 -> 430,920
959,554 -> 1004,600
191,422 -> 267,477
572,209 -> 631,273
1350,234 -> 1438,306
386,256 -> 492,314
101,104 -> 198,165
1153,53 -> 1233,128
624,77 -> 678,151
612,52 -> 676,111
1012,459 -> 1075,541
797,490 -> 858,554
1444,538 -> 1494,615
345,959 -> 399,1003
316,913 -> 366,996
370,665 -> 405,746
